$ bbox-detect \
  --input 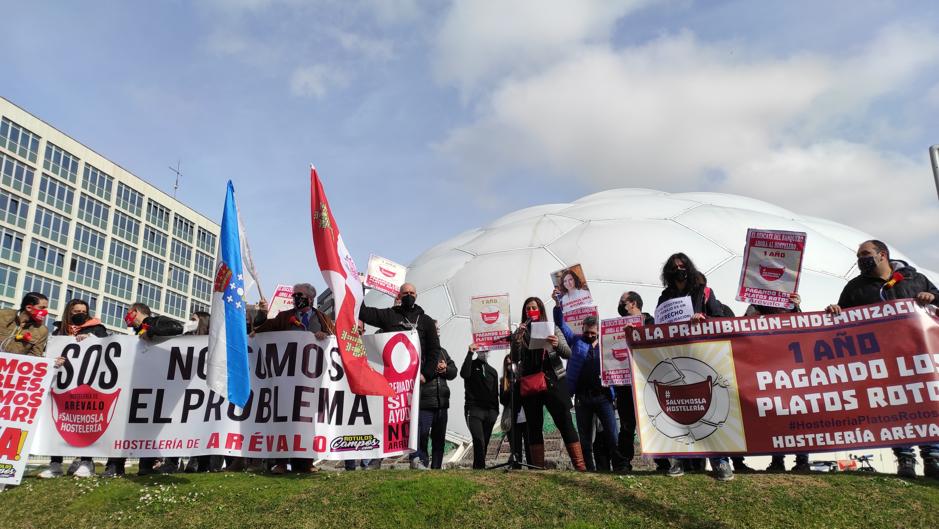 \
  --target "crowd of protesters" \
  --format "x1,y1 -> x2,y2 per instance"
3,239 -> 937,481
